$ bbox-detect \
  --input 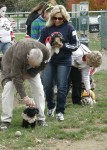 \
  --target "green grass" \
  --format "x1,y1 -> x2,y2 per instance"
14,32 -> 101,51
15,33 -> 25,41
89,33 -> 101,51
0,34 -> 105,149
0,71 -> 107,149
